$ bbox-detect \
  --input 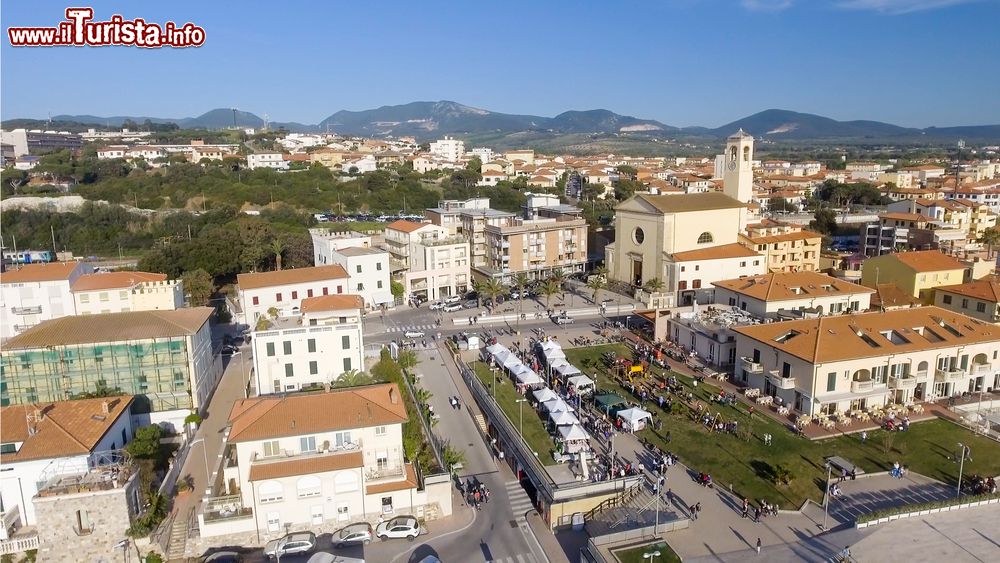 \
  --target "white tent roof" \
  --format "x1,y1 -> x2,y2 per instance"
500,354 -> 522,371
553,363 -> 582,376
515,367 -> 543,386
617,407 -> 652,424
533,388 -> 559,403
557,424 -> 589,441
485,343 -> 507,356
545,349 -> 567,362
567,374 -> 595,389
549,410 -> 580,426
542,397 -> 575,414
539,340 -> 562,354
